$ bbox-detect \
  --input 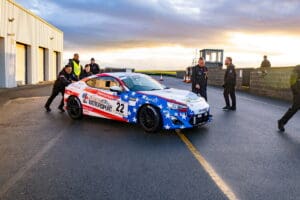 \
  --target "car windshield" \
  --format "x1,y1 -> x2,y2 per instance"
122,74 -> 165,91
